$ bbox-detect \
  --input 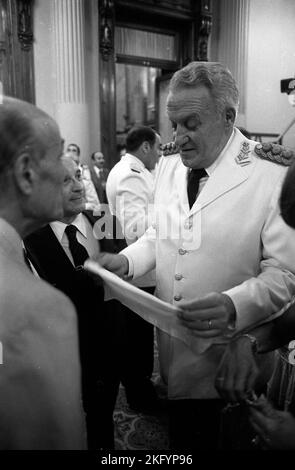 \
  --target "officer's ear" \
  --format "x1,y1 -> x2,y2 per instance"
141,141 -> 151,154
224,107 -> 236,127
13,151 -> 37,195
